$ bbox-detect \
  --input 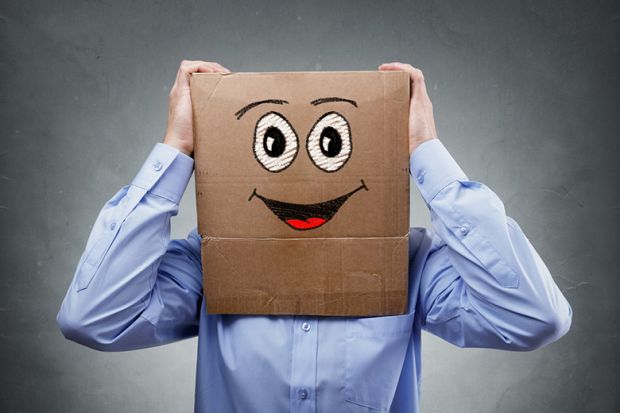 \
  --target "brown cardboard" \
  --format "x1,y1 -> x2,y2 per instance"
190,71 -> 410,316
